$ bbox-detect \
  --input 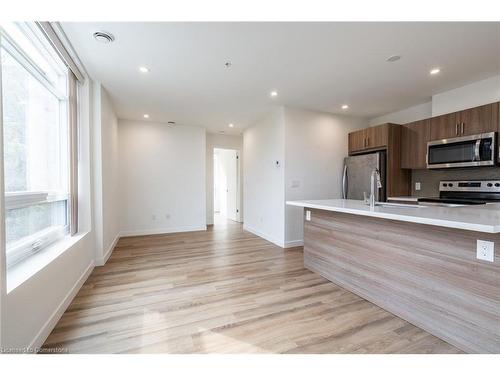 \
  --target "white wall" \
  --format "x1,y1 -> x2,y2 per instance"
243,108 -> 285,246
284,107 -> 367,245
206,133 -> 243,225
369,74 -> 500,125
118,120 -> 206,236
369,102 -> 432,126
92,83 -> 120,265
1,77 -> 95,349
432,74 -> 500,116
